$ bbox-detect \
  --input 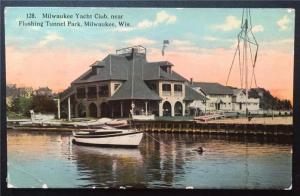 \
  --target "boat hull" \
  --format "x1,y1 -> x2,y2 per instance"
72,131 -> 144,148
